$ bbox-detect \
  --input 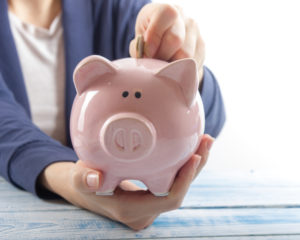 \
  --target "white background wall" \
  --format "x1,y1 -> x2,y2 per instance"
155,0 -> 300,181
